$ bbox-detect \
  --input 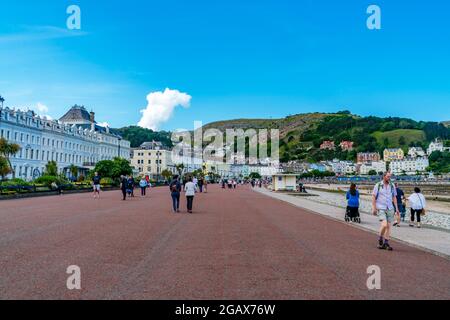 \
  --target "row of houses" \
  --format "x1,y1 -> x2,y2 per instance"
283,157 -> 430,176
129,141 -> 282,180
130,139 -> 448,179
